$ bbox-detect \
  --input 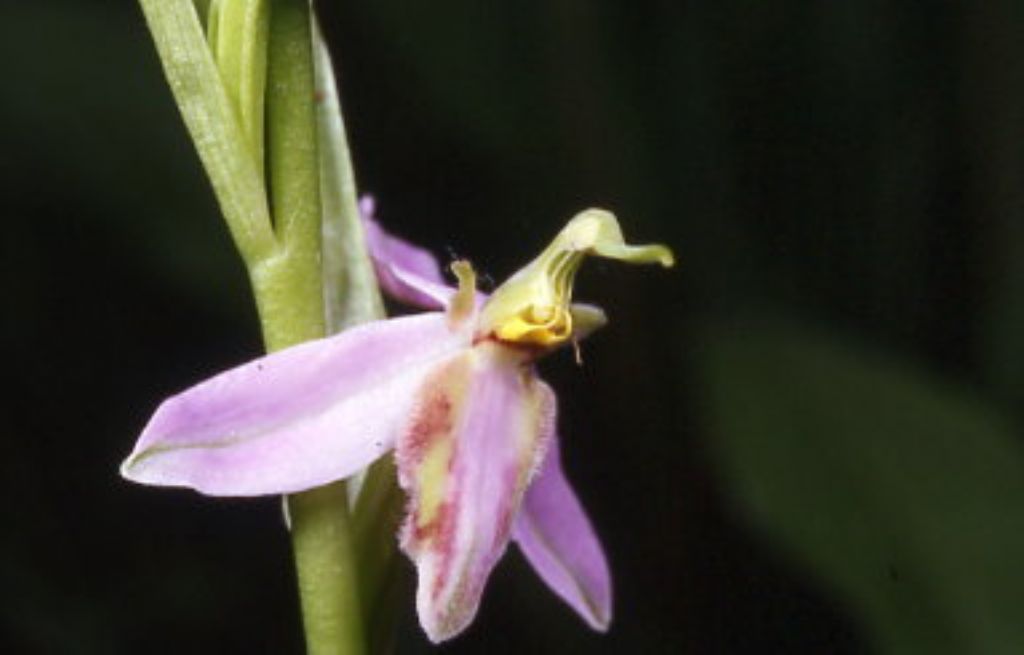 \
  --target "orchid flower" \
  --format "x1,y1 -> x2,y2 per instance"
121,207 -> 673,642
